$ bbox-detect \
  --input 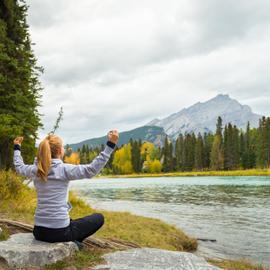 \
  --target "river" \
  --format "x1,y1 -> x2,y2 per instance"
69,176 -> 270,267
